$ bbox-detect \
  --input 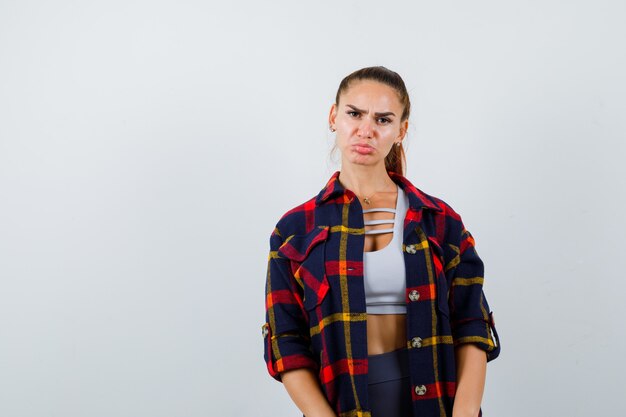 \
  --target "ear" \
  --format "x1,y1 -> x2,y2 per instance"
328,103 -> 337,127
397,119 -> 409,141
